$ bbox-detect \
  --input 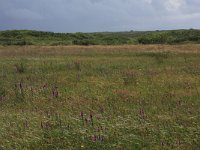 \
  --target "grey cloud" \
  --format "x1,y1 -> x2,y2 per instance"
4,8 -> 43,20
0,0 -> 199,32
